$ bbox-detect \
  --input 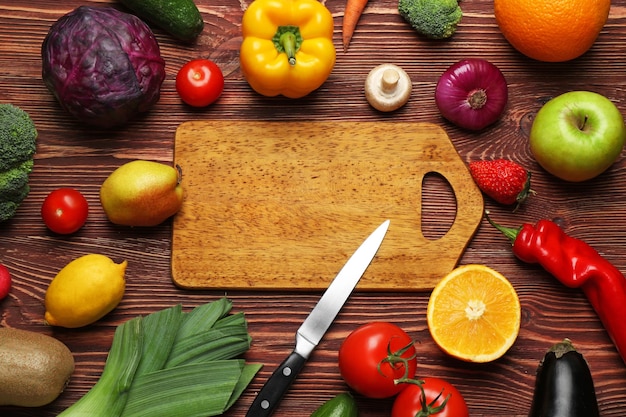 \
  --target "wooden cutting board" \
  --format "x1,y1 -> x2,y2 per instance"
171,121 -> 484,291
